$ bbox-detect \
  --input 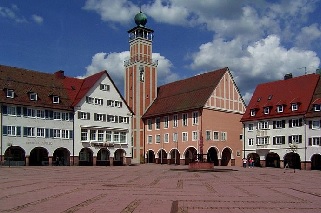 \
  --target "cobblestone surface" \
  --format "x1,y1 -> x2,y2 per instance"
1,165 -> 321,213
